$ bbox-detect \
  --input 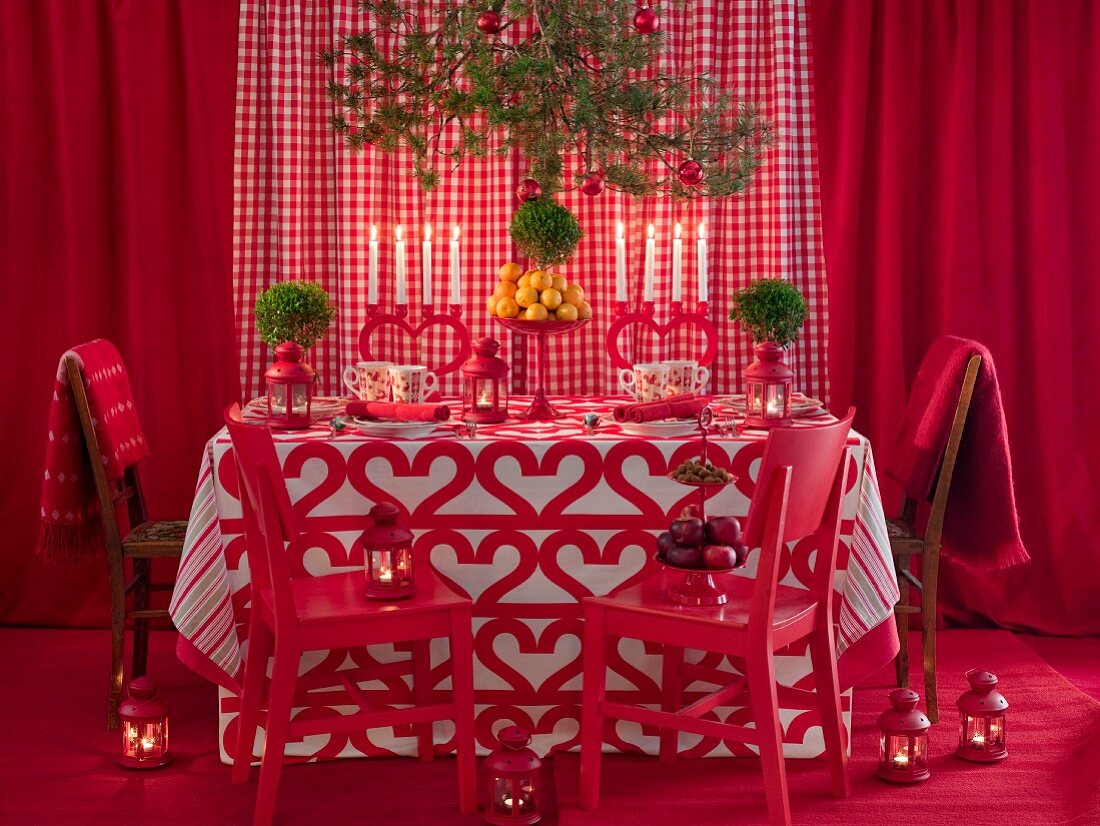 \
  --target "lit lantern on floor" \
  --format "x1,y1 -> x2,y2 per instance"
462,337 -> 509,424
265,341 -> 315,430
485,726 -> 541,825
876,688 -> 930,783
360,502 -> 414,599
743,341 -> 793,428
956,669 -> 1009,763
118,676 -> 170,769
